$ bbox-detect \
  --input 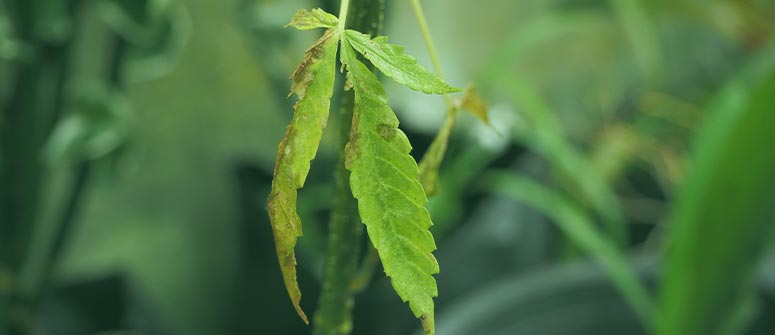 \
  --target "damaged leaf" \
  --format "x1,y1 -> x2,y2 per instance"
341,40 -> 440,335
286,8 -> 338,31
267,29 -> 339,324
460,85 -> 490,125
